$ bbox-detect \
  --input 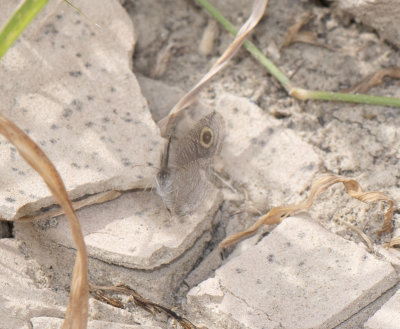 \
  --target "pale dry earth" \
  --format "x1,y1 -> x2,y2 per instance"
1,0 -> 400,328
